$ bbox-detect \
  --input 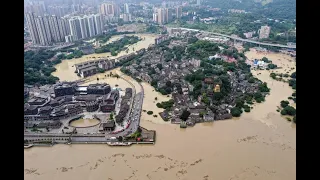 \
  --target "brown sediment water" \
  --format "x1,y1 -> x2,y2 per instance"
52,34 -> 158,82
69,119 -> 100,128
25,50 -> 296,180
